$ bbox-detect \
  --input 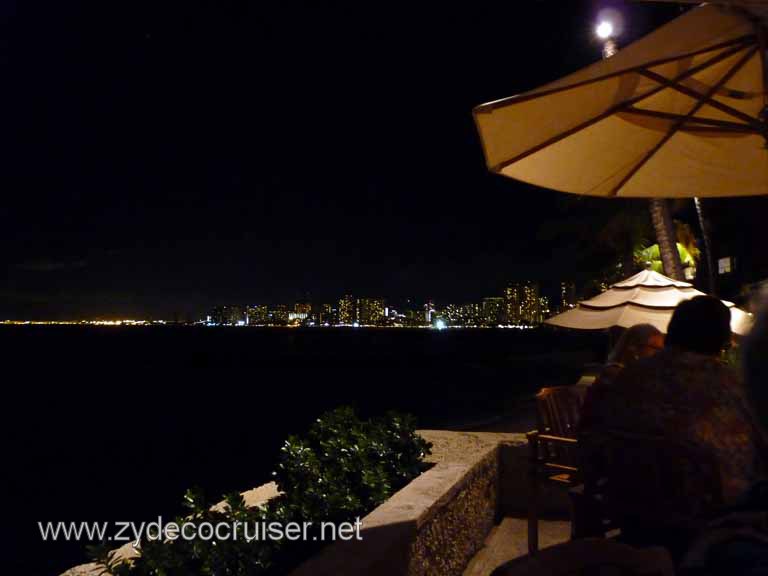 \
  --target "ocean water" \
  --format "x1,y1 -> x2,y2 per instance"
1,326 -> 604,575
